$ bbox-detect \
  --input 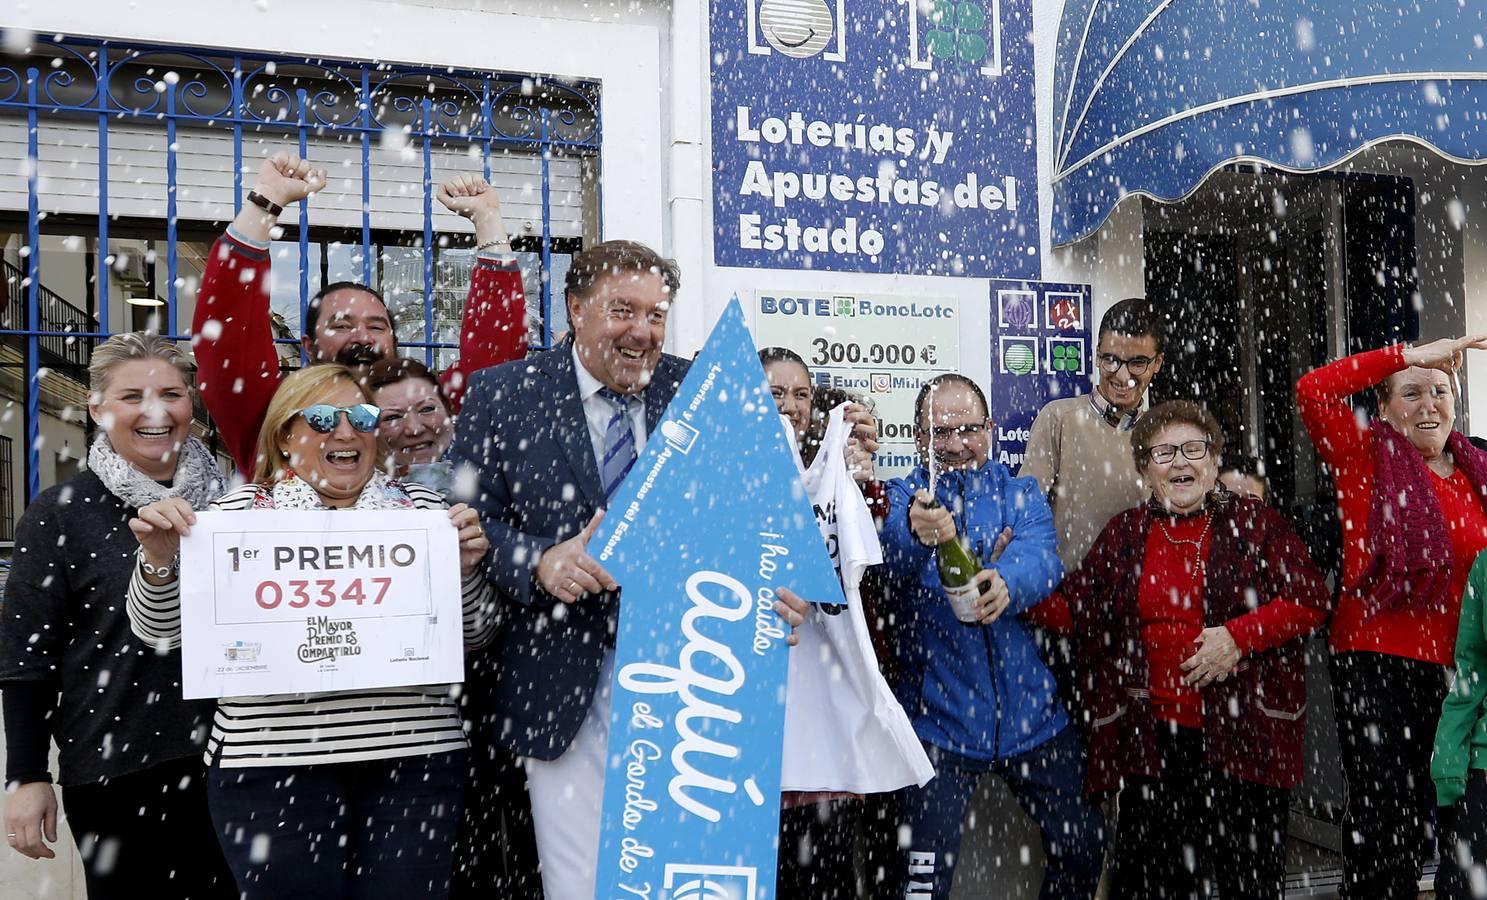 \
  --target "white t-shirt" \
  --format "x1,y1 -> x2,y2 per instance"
780,404 -> 935,793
